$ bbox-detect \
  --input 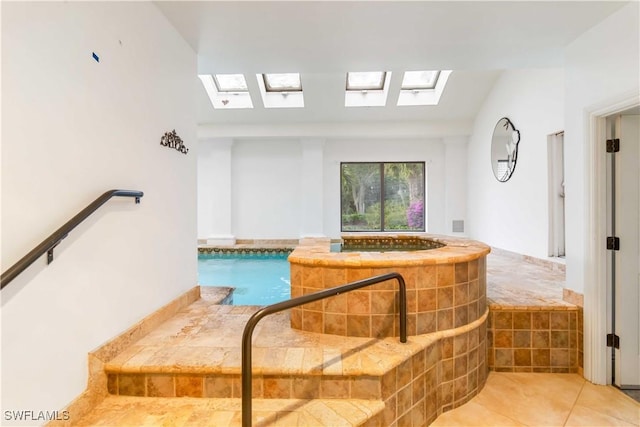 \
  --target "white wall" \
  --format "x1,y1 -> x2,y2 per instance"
300,139 -> 325,237
466,69 -> 565,258
564,1 -> 640,296
198,139 -> 233,241
1,2 -> 197,421
231,140 -> 303,239
197,135 -> 467,240
444,138 -> 468,236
